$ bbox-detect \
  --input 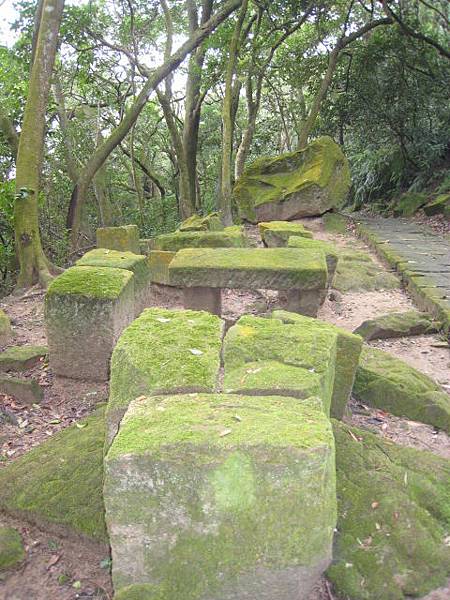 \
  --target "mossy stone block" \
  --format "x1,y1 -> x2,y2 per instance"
288,236 -> 338,285
393,192 -> 428,217
258,221 -> 313,247
234,136 -> 351,223
0,345 -> 47,372
0,375 -> 43,404
0,309 -> 12,346
169,247 -> 327,291
76,248 -> 150,313
151,226 -> 248,251
45,266 -> 135,381
353,310 -> 437,341
97,224 -> 140,254
329,421 -> 450,599
272,310 -> 362,419
354,346 -> 450,432
223,315 -> 337,415
148,250 -> 176,285
104,393 -> 336,599
0,527 -> 25,571
178,212 -> 224,232
423,194 -> 450,217
333,248 -> 400,292
0,408 -> 107,542
106,308 -> 224,447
